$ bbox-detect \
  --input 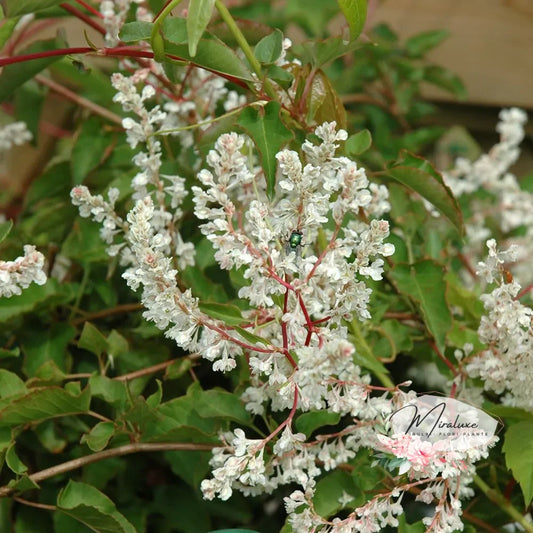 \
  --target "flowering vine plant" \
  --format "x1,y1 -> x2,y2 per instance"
0,0 -> 531,532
